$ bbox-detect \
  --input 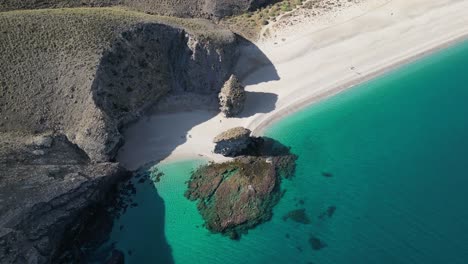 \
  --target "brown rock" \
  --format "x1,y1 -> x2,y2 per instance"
218,75 -> 246,117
